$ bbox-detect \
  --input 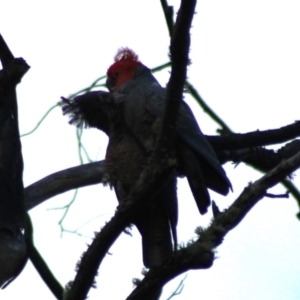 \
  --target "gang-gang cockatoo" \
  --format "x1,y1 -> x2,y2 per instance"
62,92 -> 178,268
106,48 -> 232,215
